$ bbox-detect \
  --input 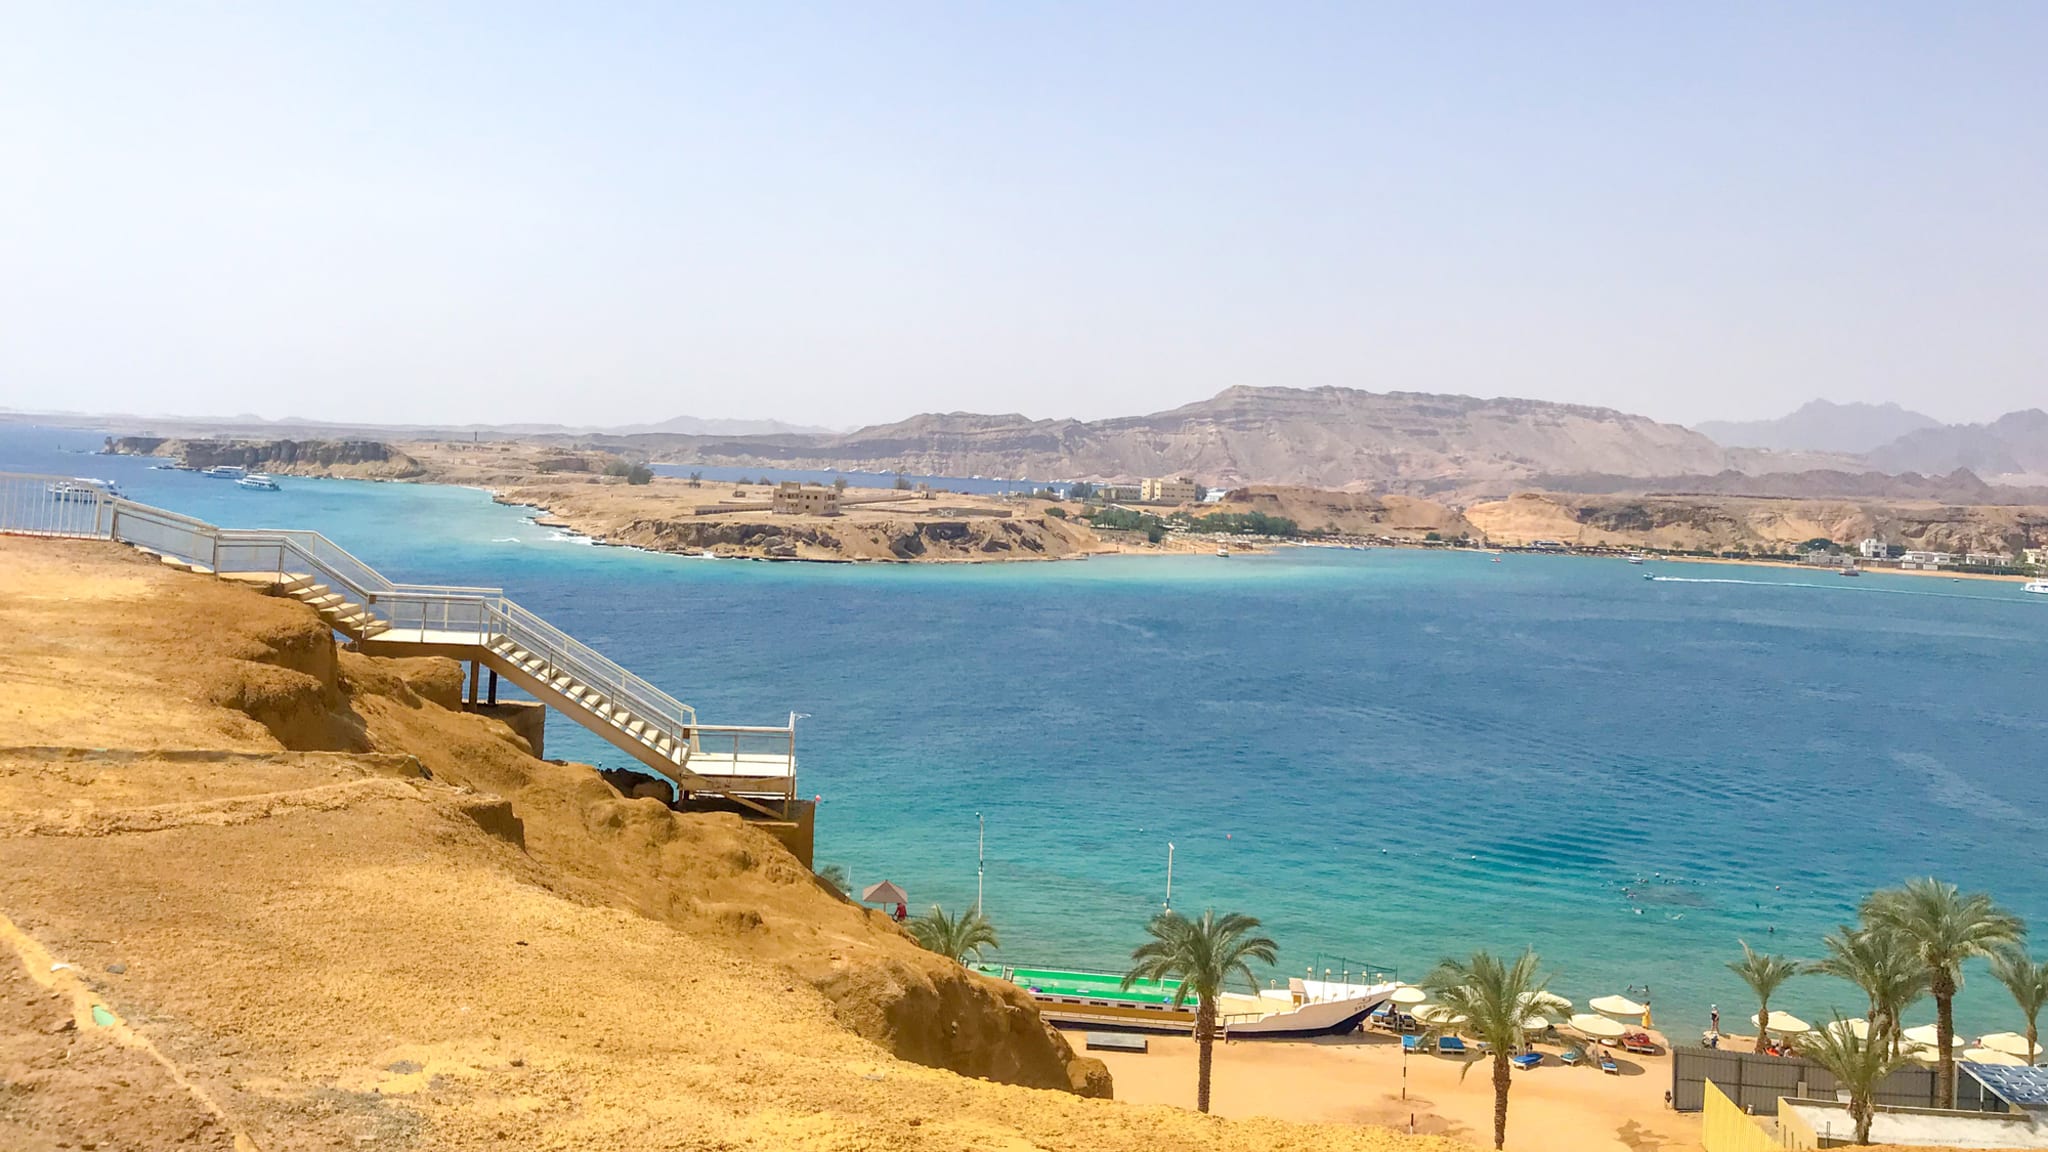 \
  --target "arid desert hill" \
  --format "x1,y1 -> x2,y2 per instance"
555,385 -> 1735,490
0,535 -> 1454,1152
